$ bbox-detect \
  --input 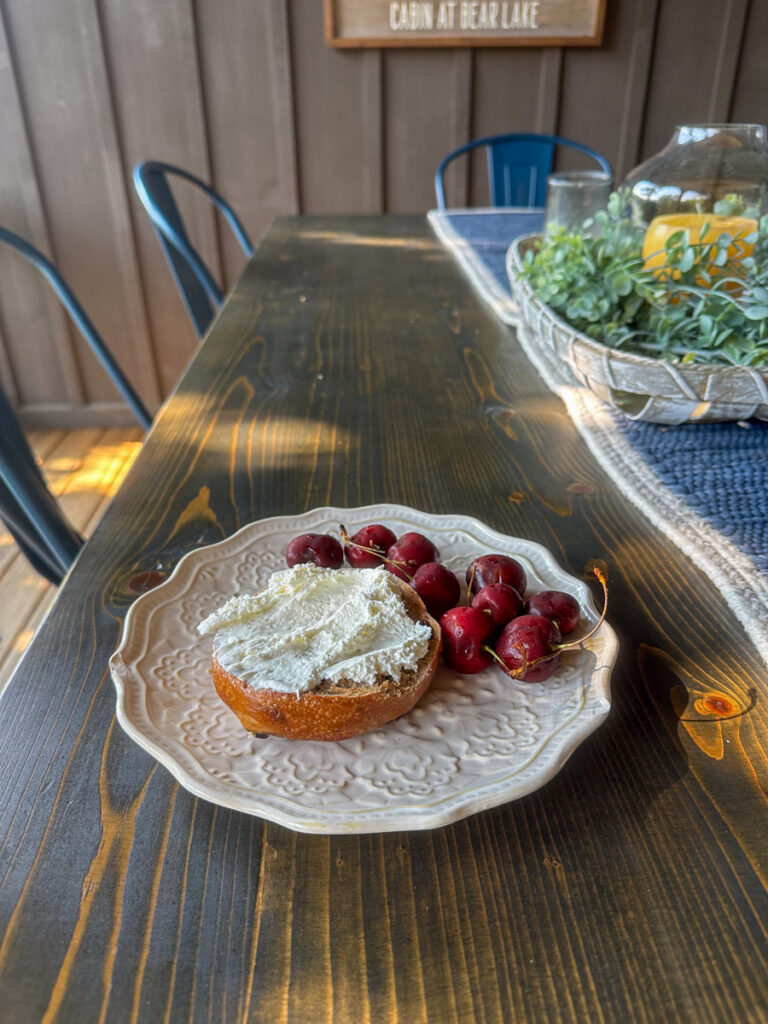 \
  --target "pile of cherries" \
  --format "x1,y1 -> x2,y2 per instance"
284,525 -> 604,683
